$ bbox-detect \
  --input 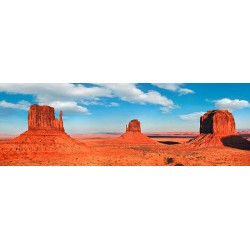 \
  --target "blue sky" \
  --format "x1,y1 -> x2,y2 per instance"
0,83 -> 249,134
